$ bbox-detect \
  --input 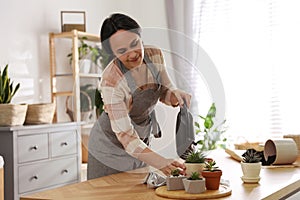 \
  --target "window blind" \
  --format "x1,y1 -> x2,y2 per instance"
191,0 -> 300,141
